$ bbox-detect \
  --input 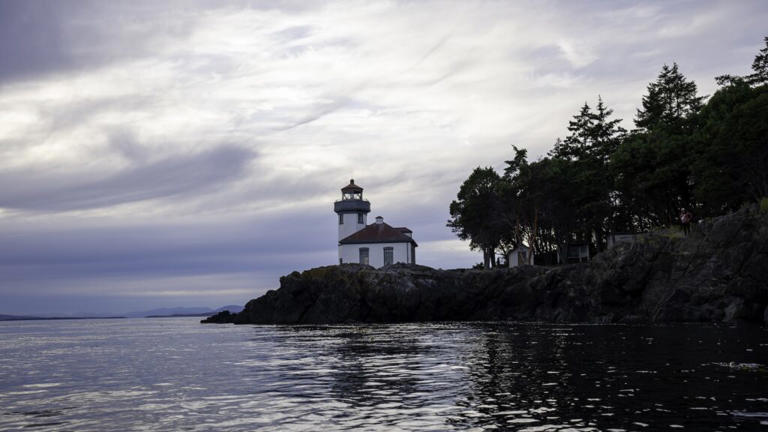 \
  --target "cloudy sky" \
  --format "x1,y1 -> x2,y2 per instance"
1,0 -> 766,315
